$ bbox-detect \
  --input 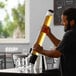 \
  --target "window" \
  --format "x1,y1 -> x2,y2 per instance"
0,0 -> 30,43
